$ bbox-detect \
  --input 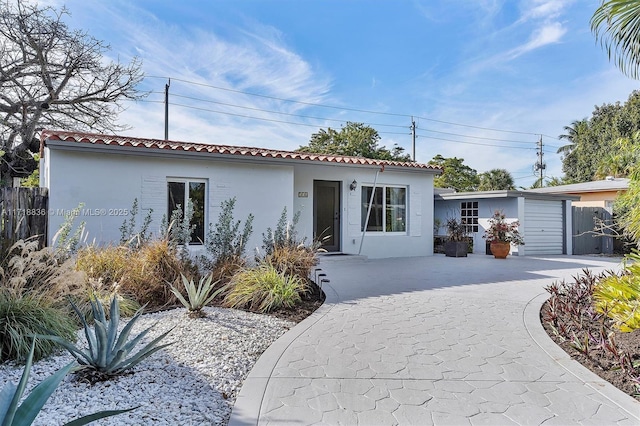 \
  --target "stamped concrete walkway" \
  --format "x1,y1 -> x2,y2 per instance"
230,255 -> 640,425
